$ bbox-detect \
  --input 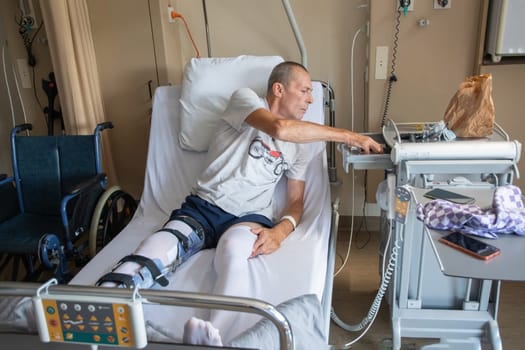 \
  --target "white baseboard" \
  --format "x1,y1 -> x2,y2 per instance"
365,202 -> 381,217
